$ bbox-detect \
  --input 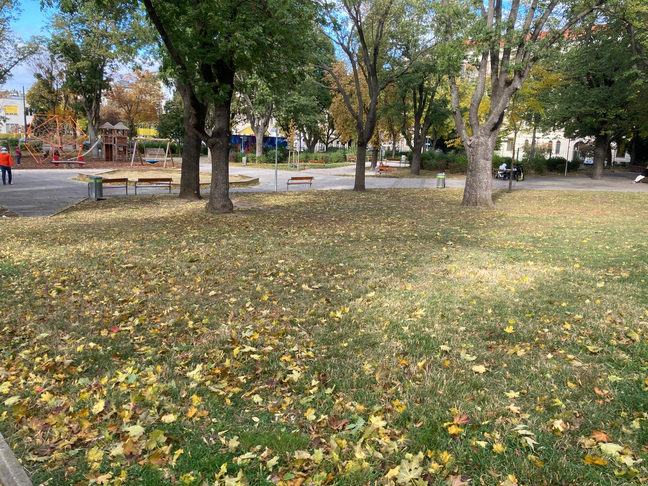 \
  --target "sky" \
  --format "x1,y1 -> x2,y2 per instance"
5,0 -> 53,93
